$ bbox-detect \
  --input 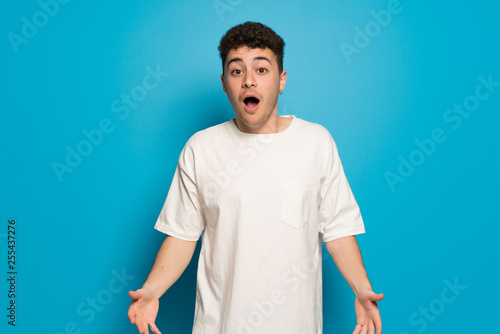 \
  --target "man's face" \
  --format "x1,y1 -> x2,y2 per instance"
221,46 -> 287,133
